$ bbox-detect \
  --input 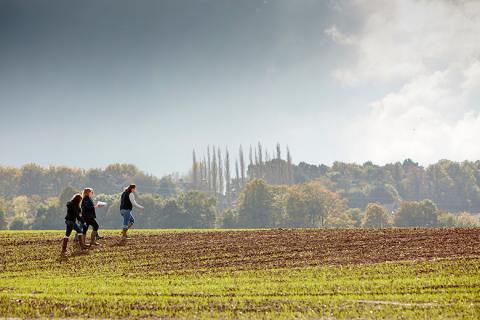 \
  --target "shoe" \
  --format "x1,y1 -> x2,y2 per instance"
96,234 -> 104,240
